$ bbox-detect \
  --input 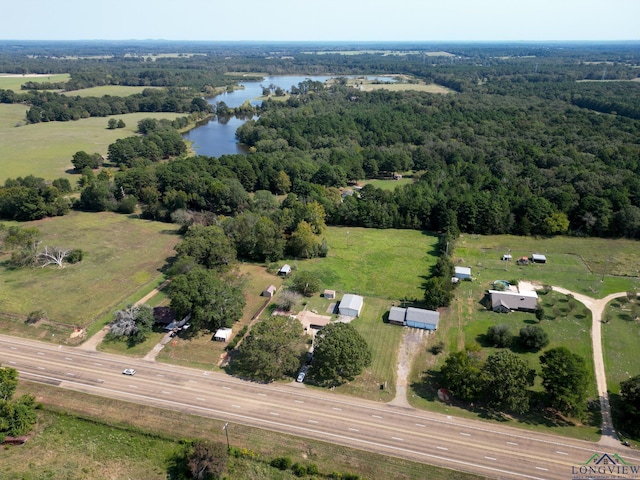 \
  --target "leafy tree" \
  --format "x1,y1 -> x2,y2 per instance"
175,224 -> 236,271
540,347 -> 590,416
291,271 -> 320,297
169,267 -> 245,333
482,350 -> 535,414
439,350 -> 483,402
234,316 -> 307,382
71,151 -> 101,171
423,276 -> 454,310
107,118 -> 118,129
486,324 -> 513,348
288,220 -> 320,258
116,119 -> 126,128
187,440 -> 228,480
519,325 -> 549,350
0,364 -> 18,401
0,365 -> 37,437
620,374 -> 640,436
312,323 -> 372,385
